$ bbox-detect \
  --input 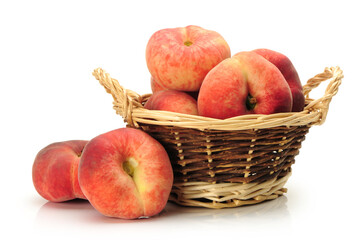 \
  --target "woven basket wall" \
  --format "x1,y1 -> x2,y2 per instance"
93,66 -> 343,208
